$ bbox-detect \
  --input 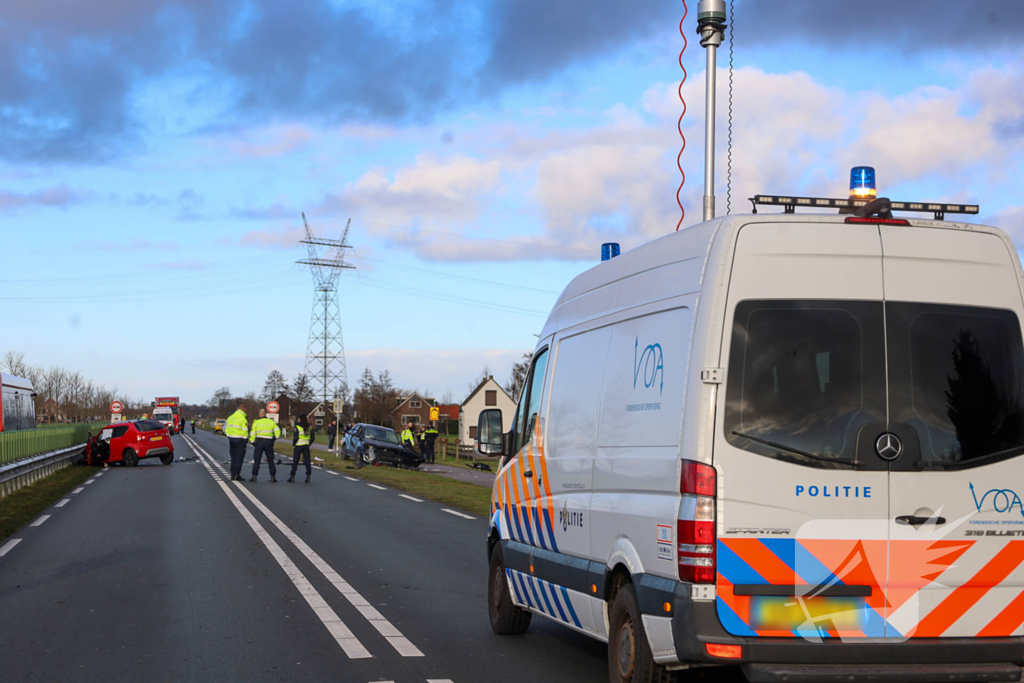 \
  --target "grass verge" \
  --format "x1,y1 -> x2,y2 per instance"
272,440 -> 492,518
0,464 -> 95,542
